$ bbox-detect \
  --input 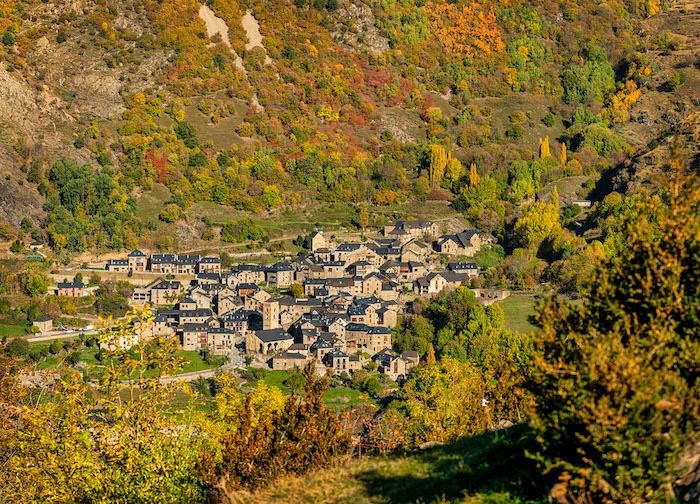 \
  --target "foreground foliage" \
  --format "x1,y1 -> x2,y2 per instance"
528,156 -> 700,502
